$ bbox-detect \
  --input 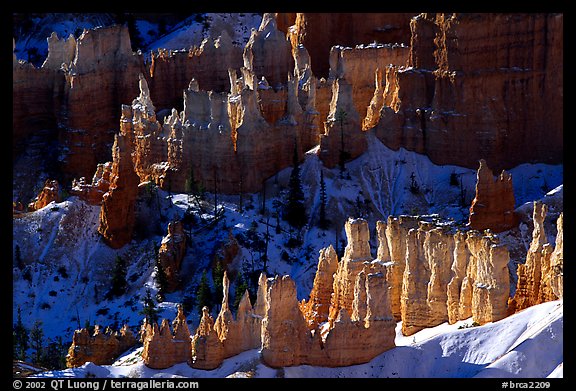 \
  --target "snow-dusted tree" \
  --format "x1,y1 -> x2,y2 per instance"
212,260 -> 224,305
30,320 -> 44,364
139,289 -> 159,325
233,274 -> 249,312
318,169 -> 330,229
284,145 -> 307,229
196,270 -> 211,315
13,306 -> 28,361
109,255 -> 128,297
154,245 -> 168,302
